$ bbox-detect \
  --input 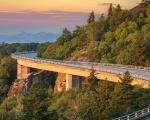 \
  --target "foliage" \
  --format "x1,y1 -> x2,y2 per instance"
22,80 -> 49,120
88,11 -> 95,23
0,95 -> 24,120
39,2 -> 150,67
0,43 -> 41,103
0,43 -> 39,57
0,2 -> 150,120
0,71 -> 149,119
87,69 -> 99,91
108,71 -> 134,118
